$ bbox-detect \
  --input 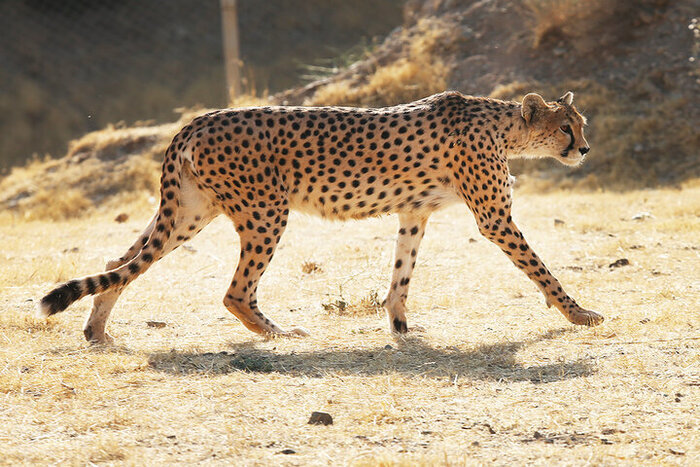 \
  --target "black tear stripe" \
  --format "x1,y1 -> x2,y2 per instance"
562,126 -> 575,157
